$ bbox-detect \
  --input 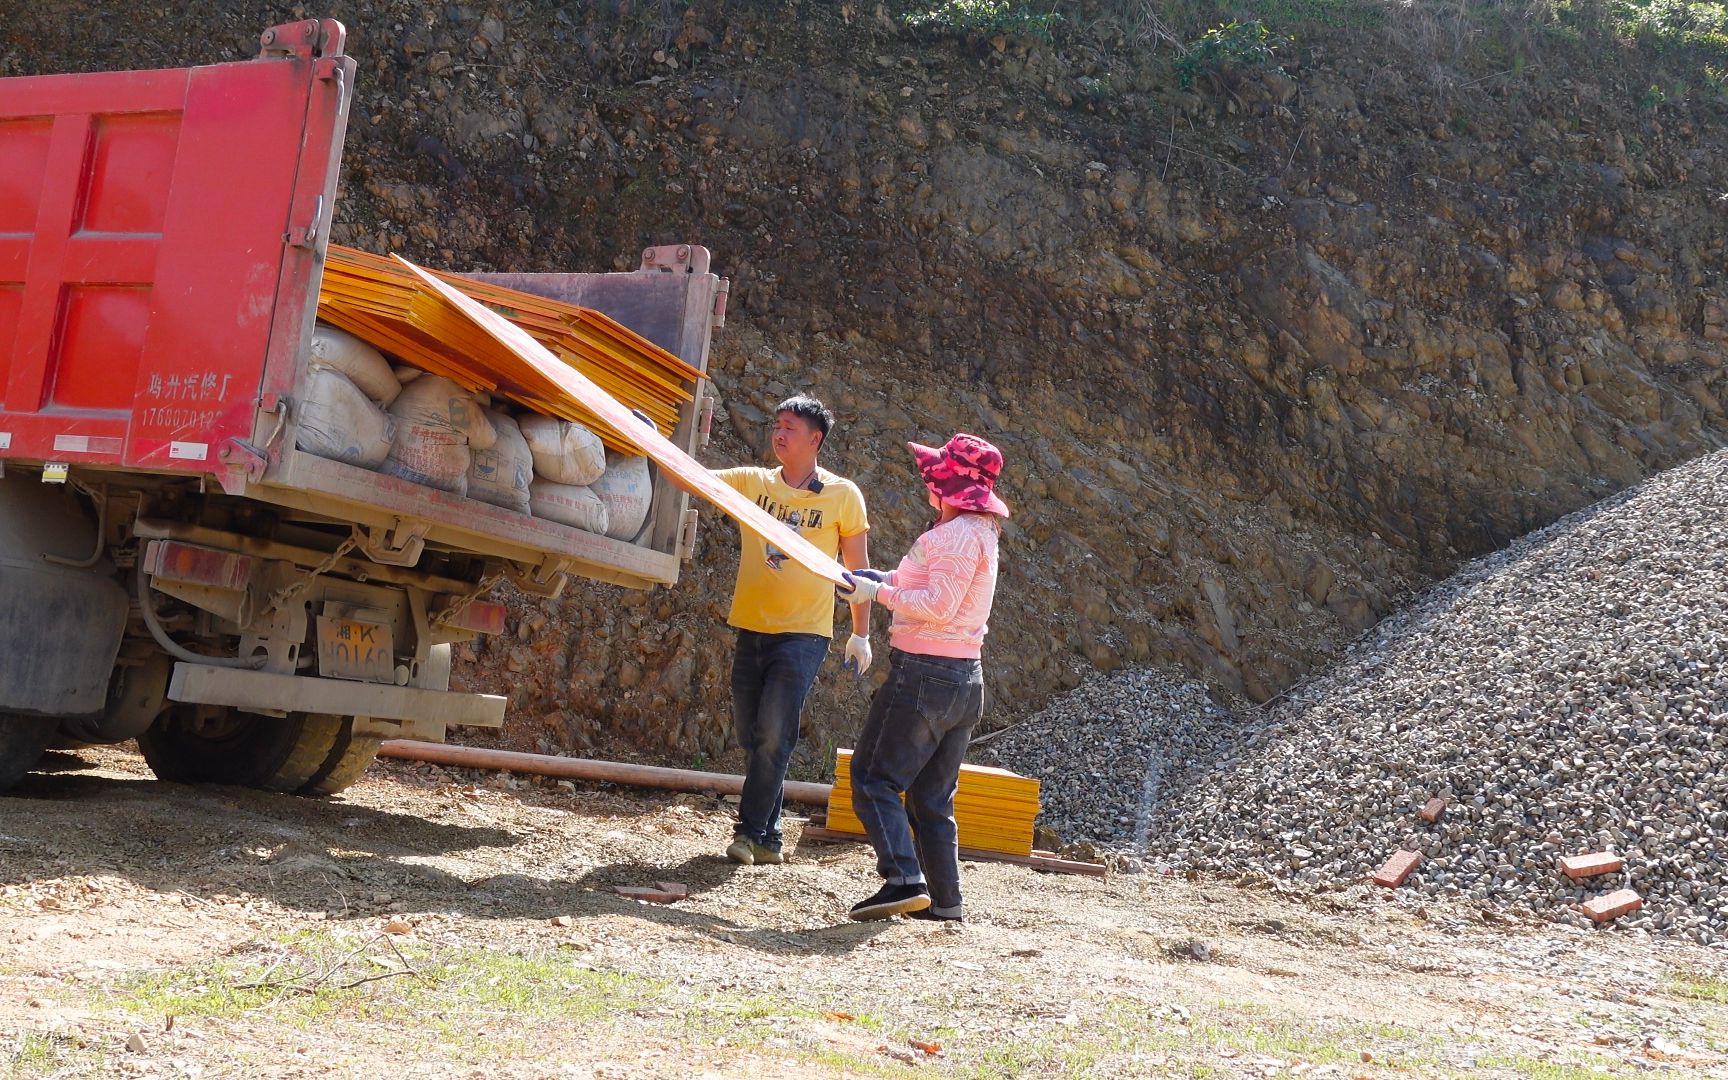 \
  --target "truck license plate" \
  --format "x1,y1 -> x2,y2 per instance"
316,614 -> 396,683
